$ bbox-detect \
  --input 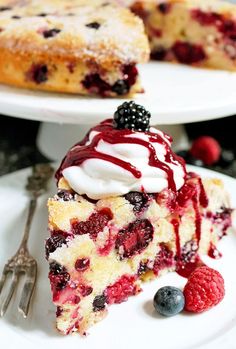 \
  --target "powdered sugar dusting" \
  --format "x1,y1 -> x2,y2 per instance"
0,0 -> 149,65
